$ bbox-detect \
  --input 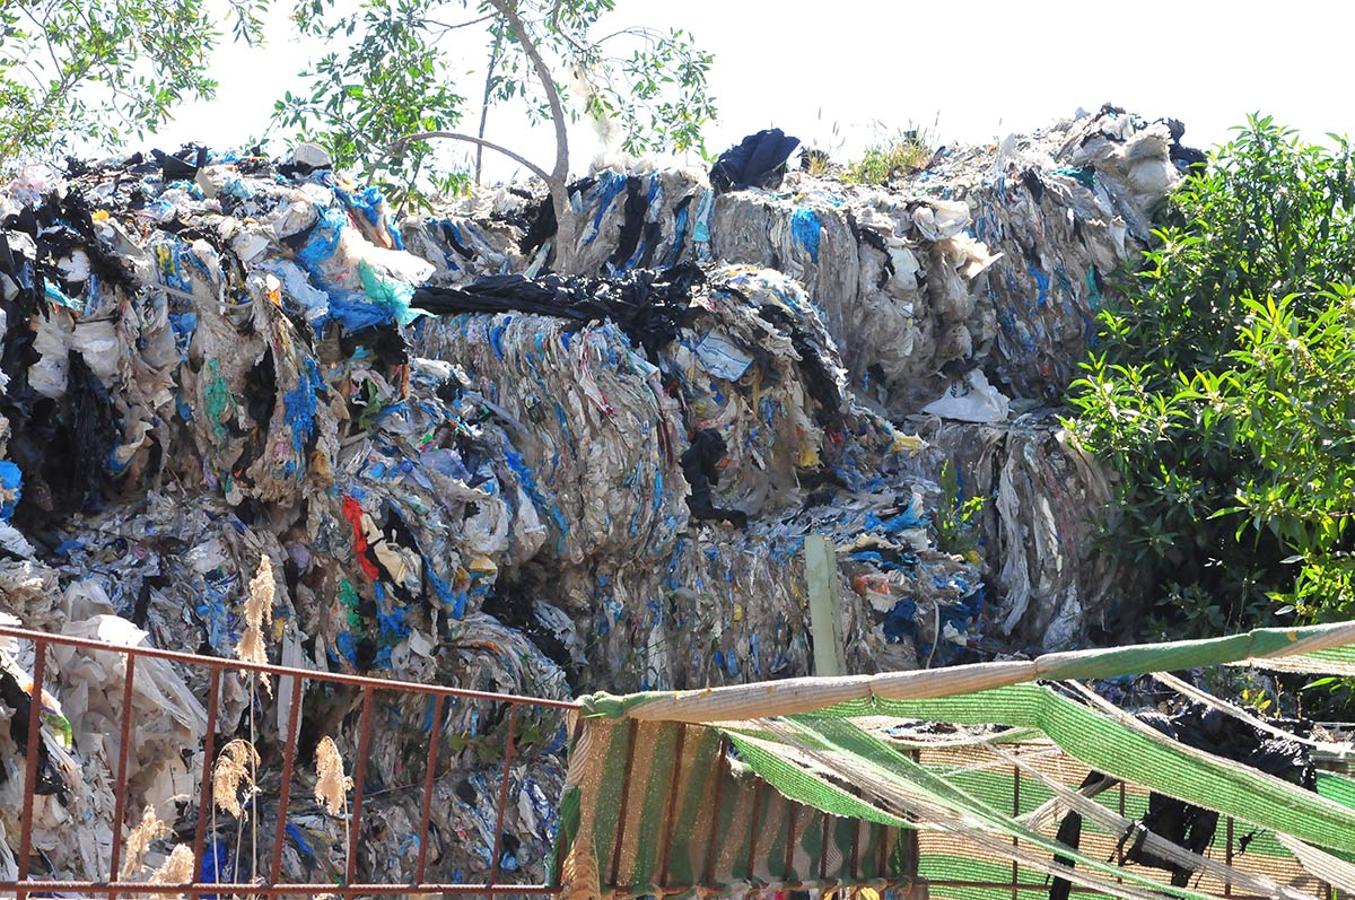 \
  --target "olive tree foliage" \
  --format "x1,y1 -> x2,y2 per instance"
1067,117 -> 1355,637
274,0 -> 716,259
0,0 -> 268,168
